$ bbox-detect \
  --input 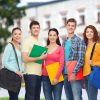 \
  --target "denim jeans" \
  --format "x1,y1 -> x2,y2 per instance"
8,90 -> 20,100
42,76 -> 63,100
63,74 -> 74,100
24,74 -> 41,100
64,74 -> 82,100
84,75 -> 98,100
